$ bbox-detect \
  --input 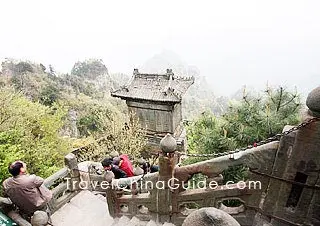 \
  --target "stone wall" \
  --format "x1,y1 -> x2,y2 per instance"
253,87 -> 320,226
